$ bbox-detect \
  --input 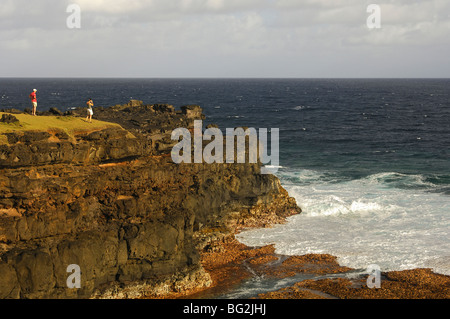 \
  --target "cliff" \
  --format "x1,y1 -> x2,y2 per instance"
0,101 -> 300,299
